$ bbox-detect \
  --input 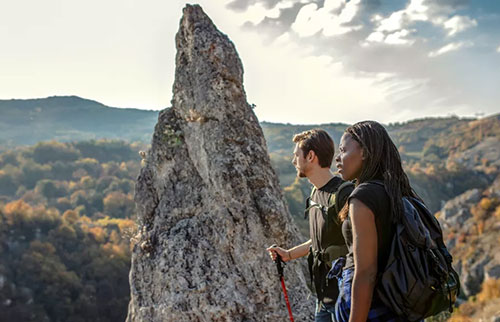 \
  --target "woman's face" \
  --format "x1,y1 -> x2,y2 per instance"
335,133 -> 364,181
